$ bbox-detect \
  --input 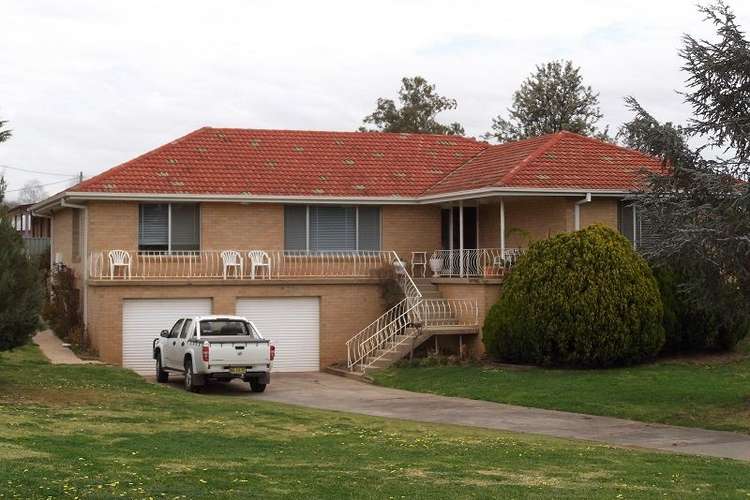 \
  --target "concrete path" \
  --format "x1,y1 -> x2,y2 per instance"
33,330 -> 100,364
240,372 -> 750,462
